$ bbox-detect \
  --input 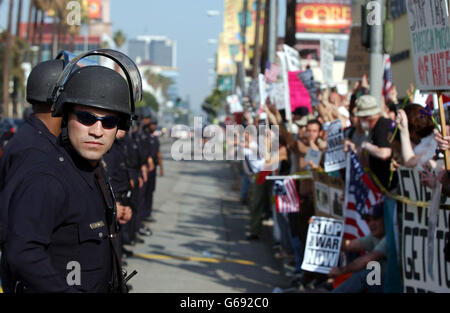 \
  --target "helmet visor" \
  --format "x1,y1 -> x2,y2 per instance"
51,49 -> 142,115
